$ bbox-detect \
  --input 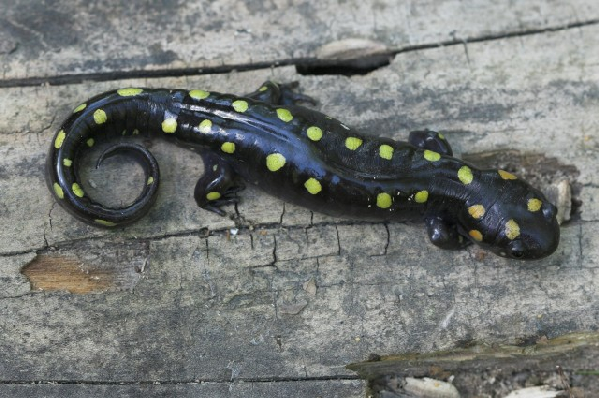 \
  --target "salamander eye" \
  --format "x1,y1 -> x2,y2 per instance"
508,240 -> 525,259
511,249 -> 524,258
